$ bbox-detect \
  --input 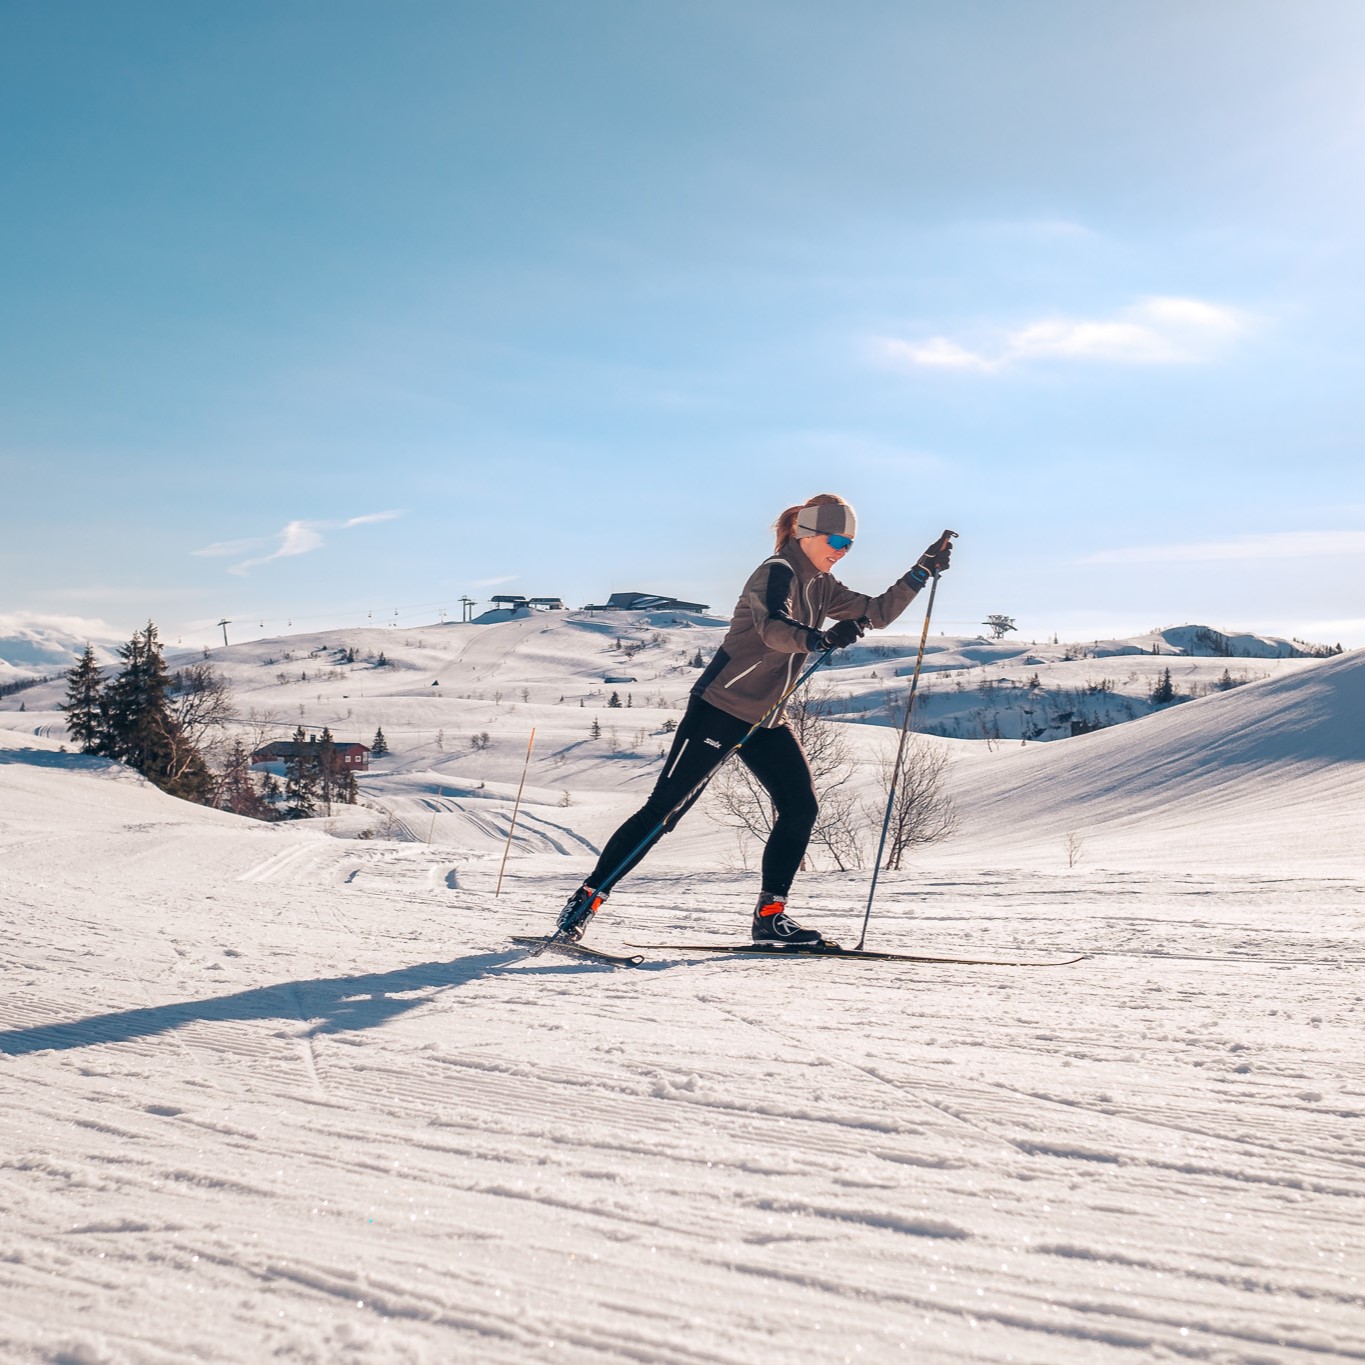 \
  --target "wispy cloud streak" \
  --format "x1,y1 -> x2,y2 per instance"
194,511 -> 405,575
878,296 -> 1256,374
